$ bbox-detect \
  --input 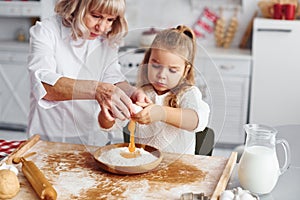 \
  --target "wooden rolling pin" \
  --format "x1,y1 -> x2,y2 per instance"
4,134 -> 40,165
20,157 -> 57,200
